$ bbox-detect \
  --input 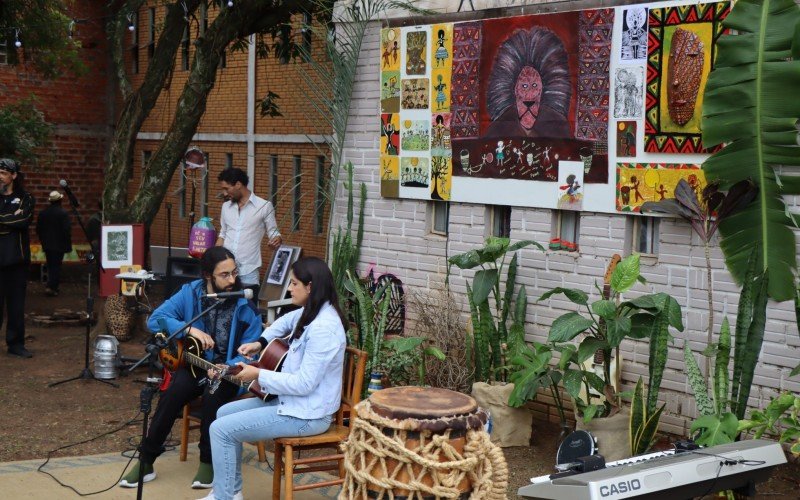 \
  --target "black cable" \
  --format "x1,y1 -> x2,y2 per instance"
686,450 -> 767,499
36,411 -> 143,496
